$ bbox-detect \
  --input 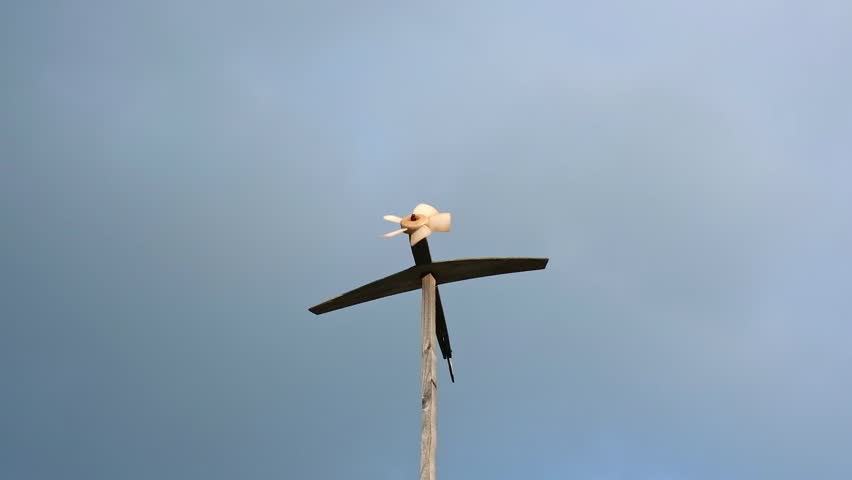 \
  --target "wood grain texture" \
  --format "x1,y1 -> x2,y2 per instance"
420,274 -> 437,480
308,257 -> 548,315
